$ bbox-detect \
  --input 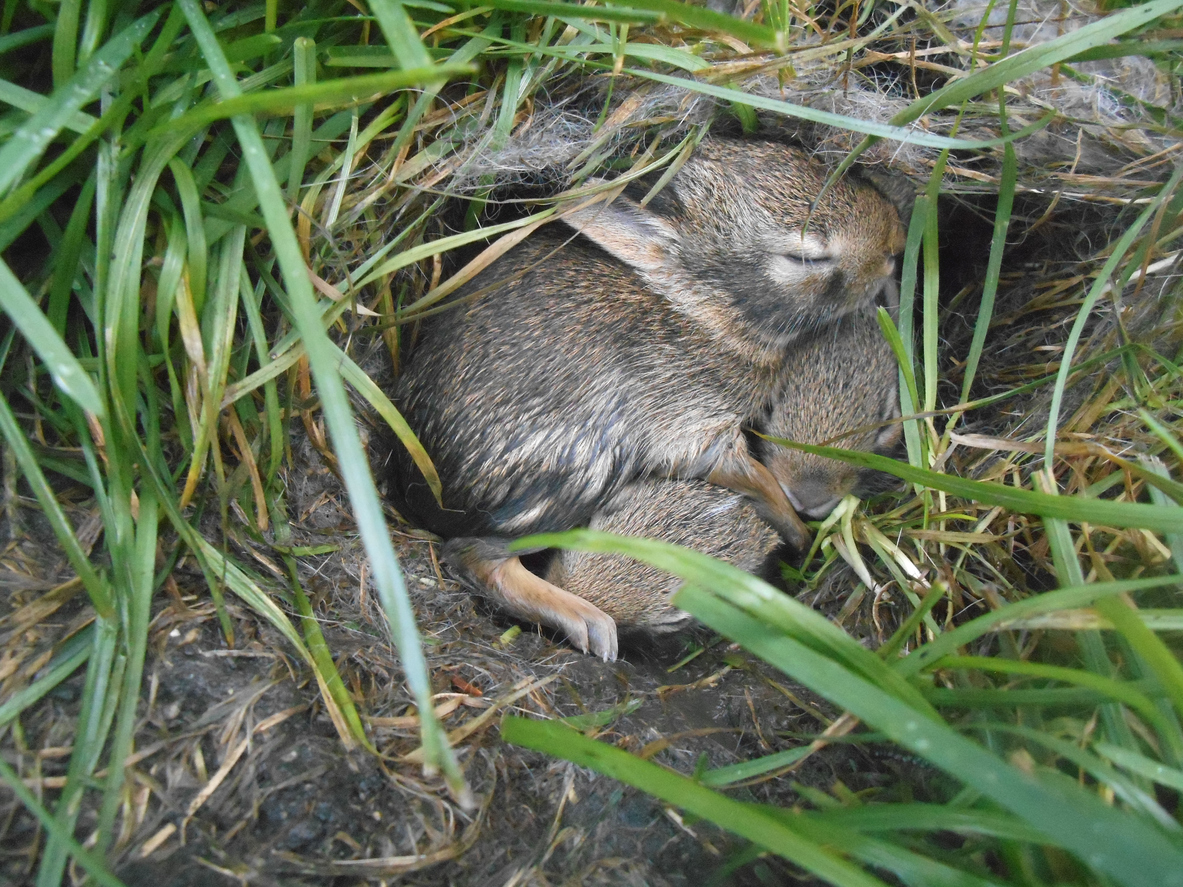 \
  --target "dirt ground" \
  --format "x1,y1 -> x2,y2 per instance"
1,429 -> 937,887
